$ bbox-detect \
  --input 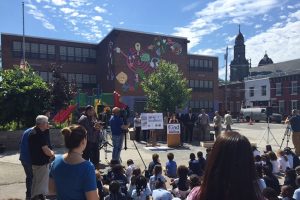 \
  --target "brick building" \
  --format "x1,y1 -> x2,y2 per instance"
218,81 -> 245,117
1,28 -> 219,113
249,59 -> 300,117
